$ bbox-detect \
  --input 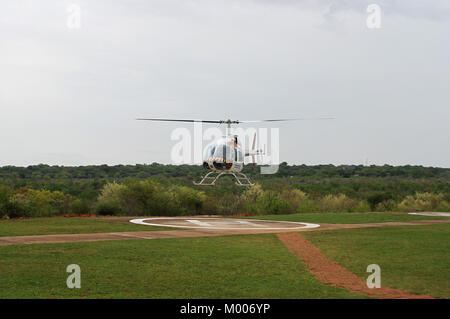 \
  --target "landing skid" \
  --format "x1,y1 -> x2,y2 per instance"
194,171 -> 254,186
